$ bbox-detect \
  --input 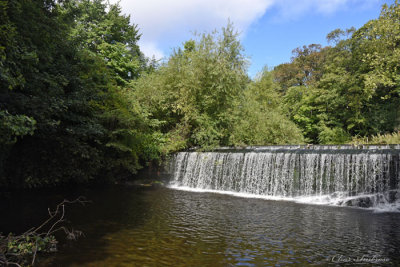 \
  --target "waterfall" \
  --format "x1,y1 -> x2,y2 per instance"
168,145 -> 400,211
